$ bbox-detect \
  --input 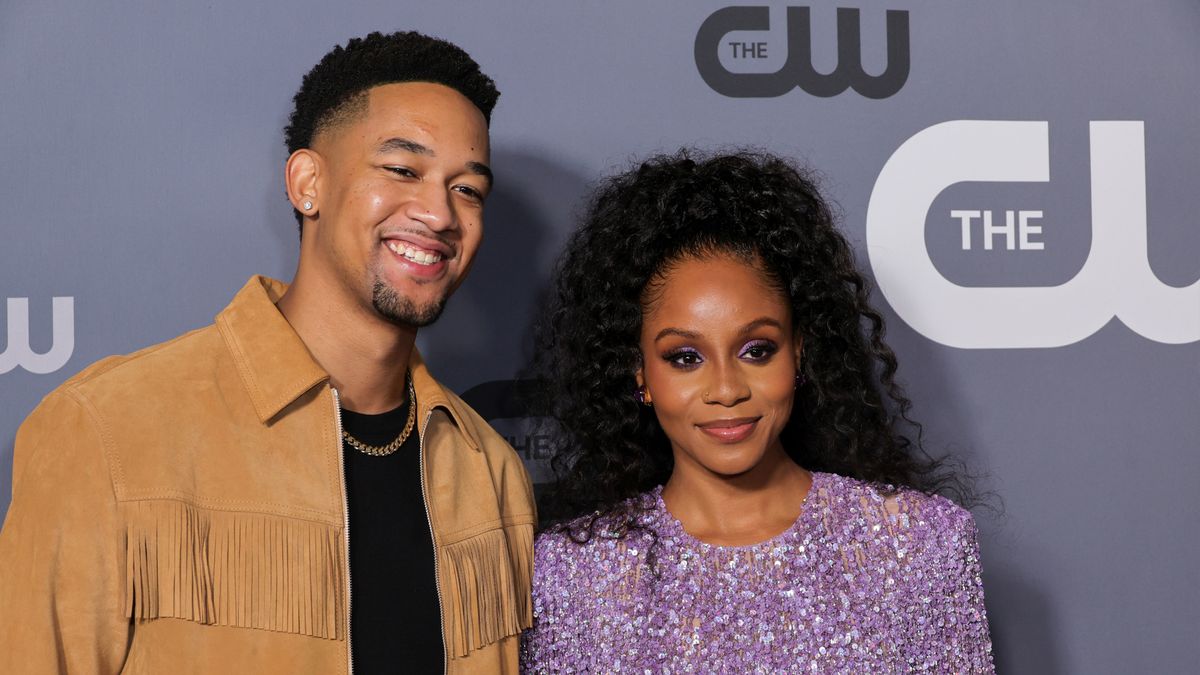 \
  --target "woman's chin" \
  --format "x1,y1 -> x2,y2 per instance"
694,451 -> 768,479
